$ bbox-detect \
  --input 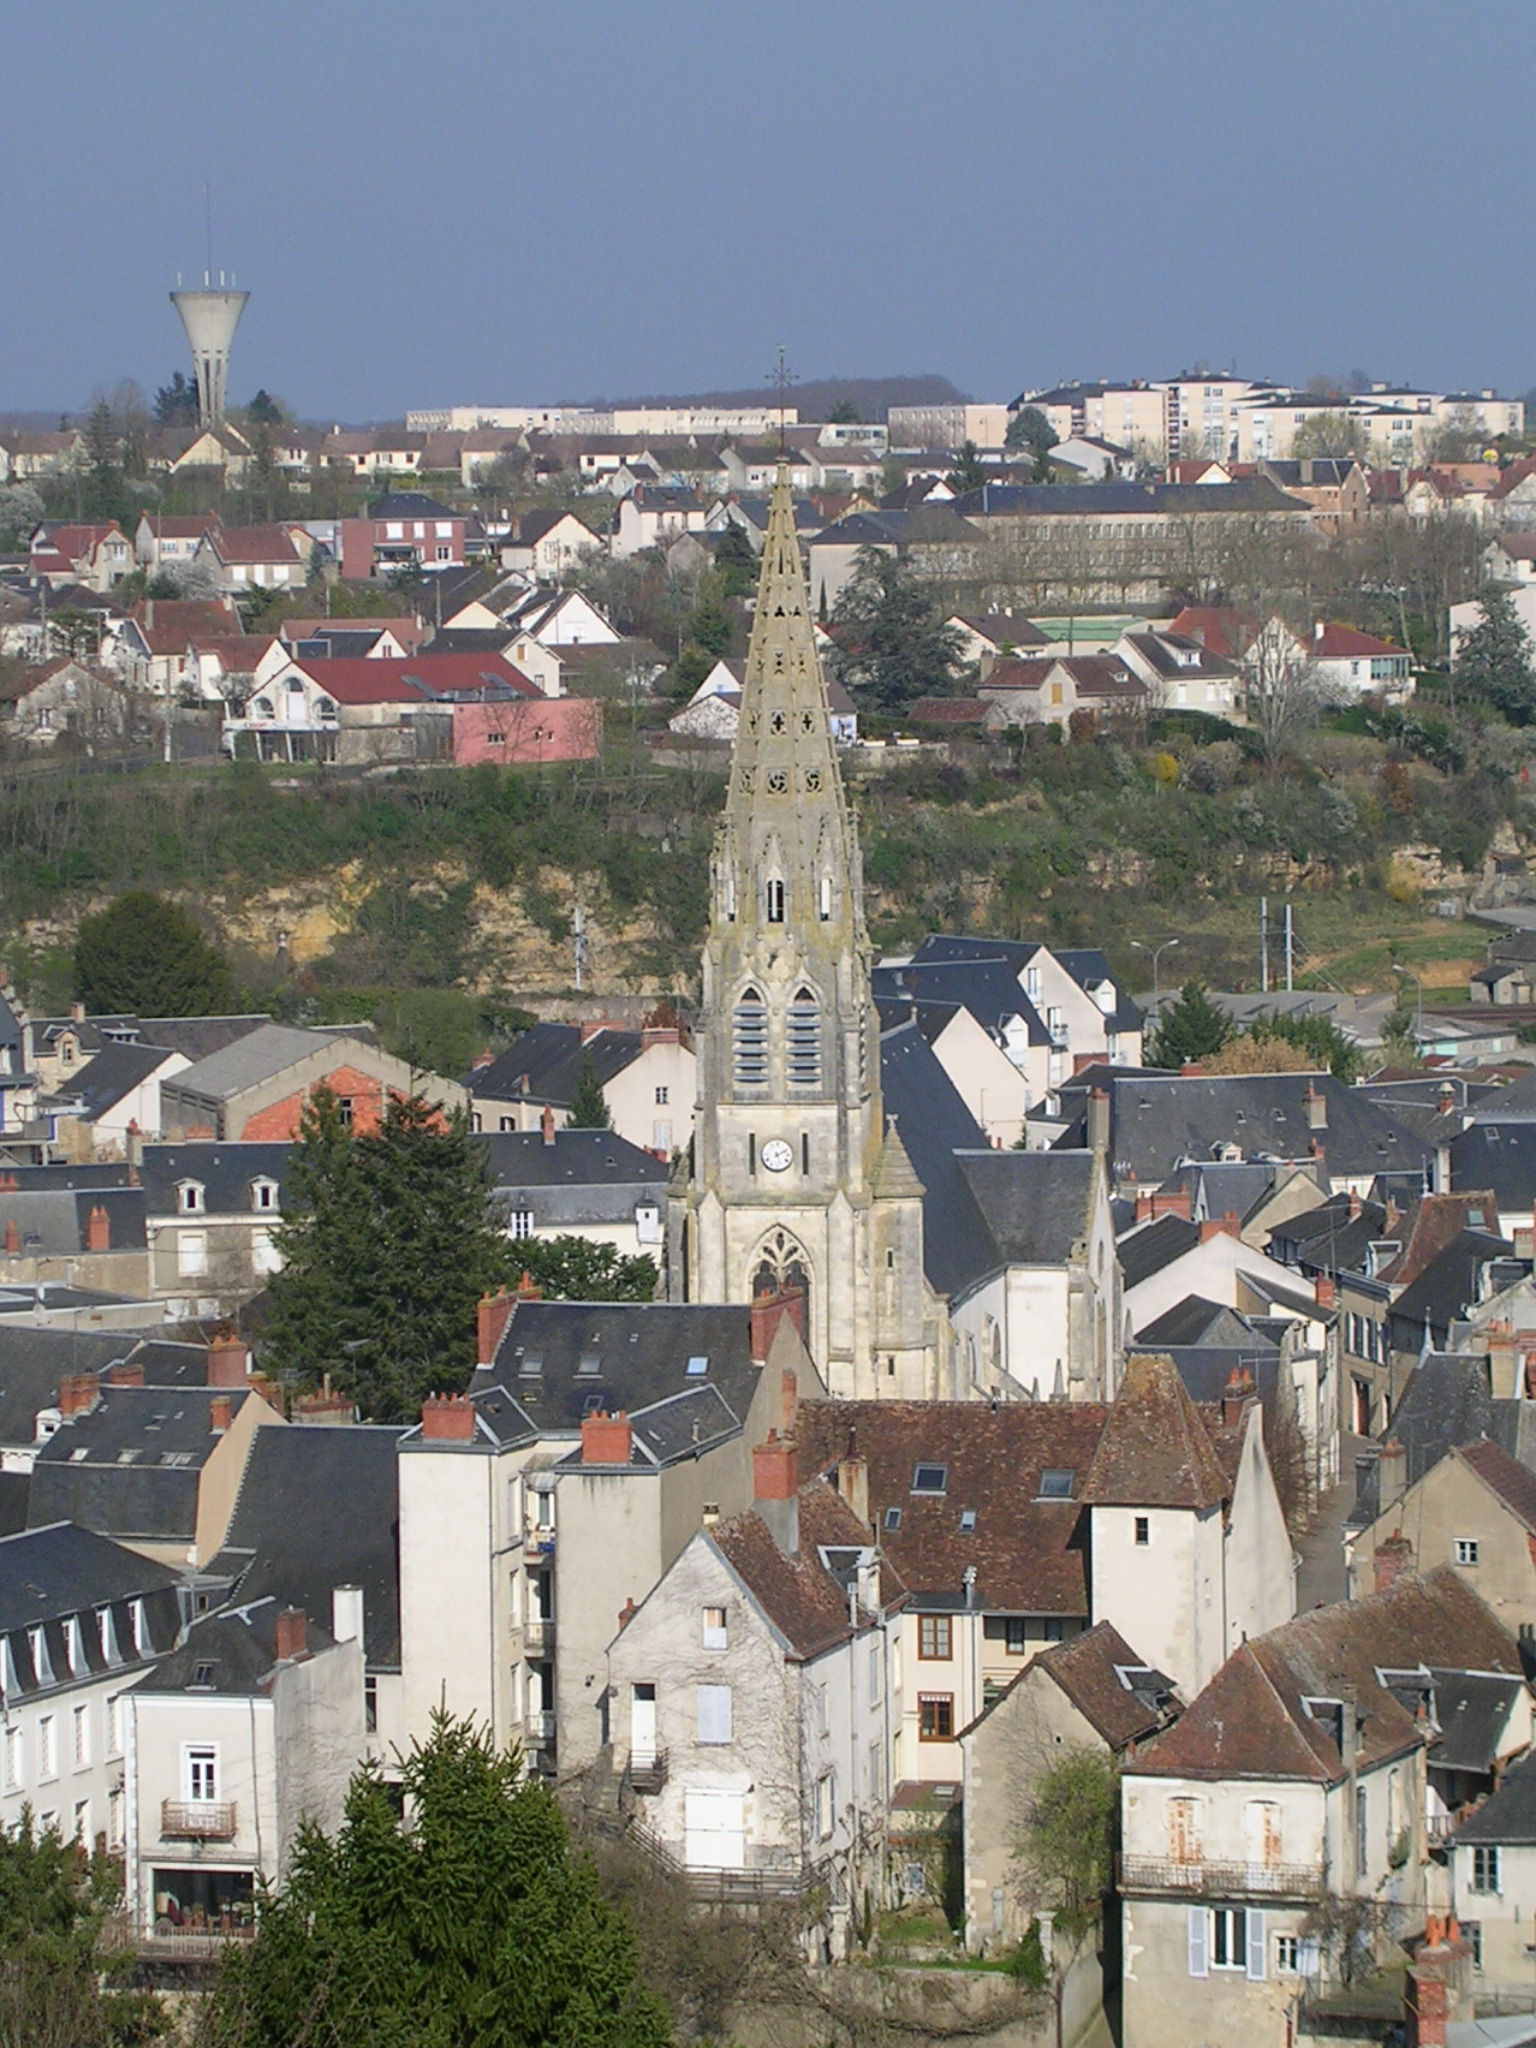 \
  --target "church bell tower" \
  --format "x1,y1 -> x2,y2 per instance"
668,465 -> 932,1397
